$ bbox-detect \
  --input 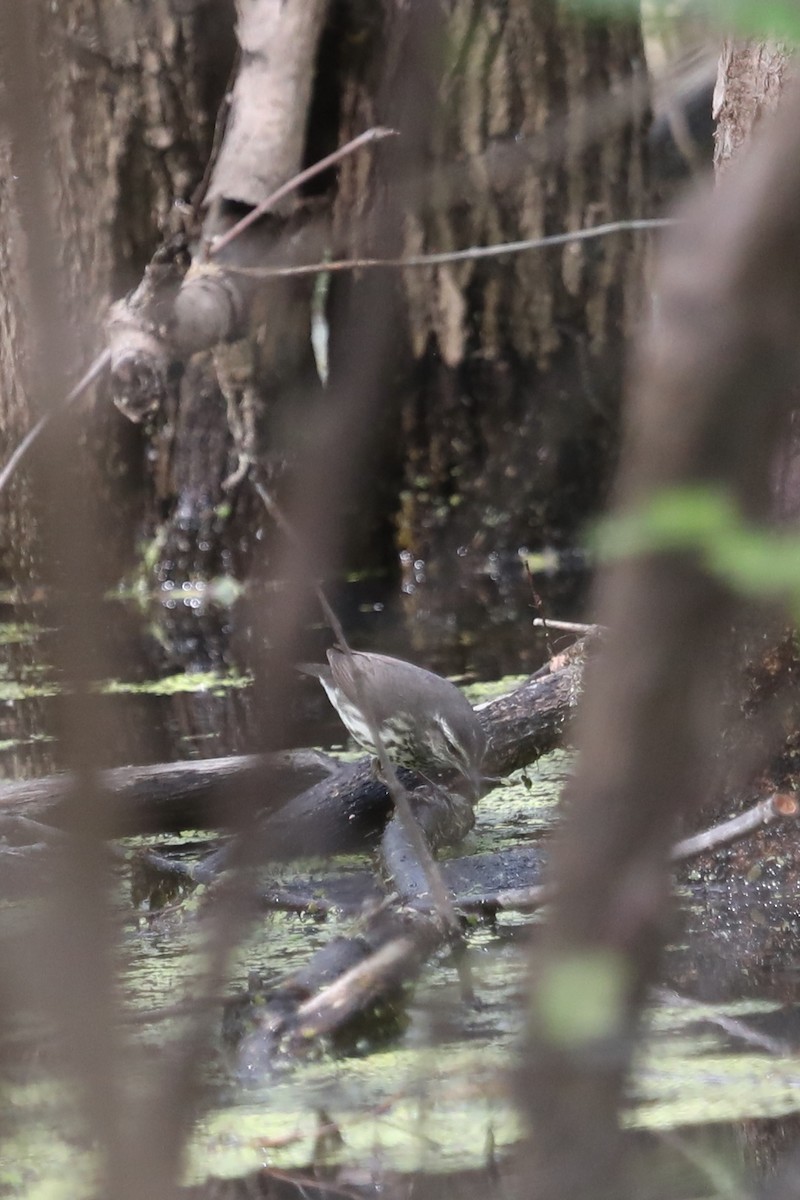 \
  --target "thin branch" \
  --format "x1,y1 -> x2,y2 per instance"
0,348 -> 110,497
224,217 -> 678,279
653,987 -> 792,1057
0,197 -> 665,506
532,618 -> 600,634
292,936 -> 418,1039
457,882 -> 554,917
458,792 -> 797,916
209,126 -> 398,258
525,563 -> 555,658
670,791 -> 797,861
655,1128 -> 748,1200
